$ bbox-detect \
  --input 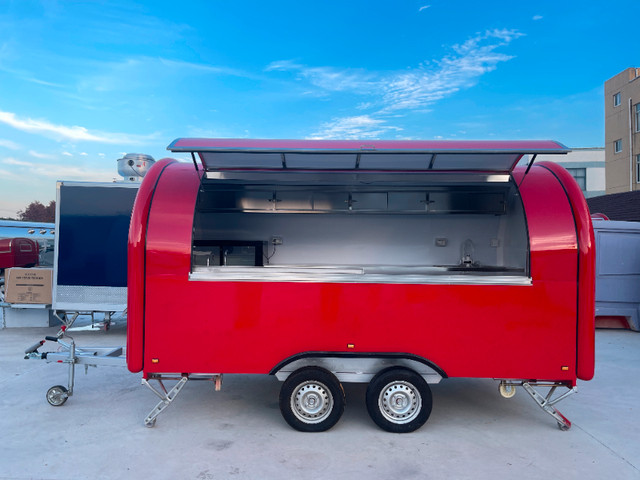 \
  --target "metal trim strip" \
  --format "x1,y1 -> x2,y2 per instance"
189,268 -> 532,286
